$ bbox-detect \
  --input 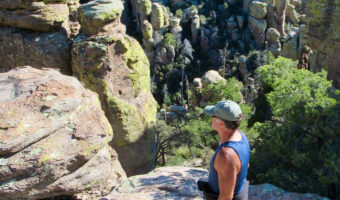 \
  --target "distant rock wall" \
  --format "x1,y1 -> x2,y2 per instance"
300,0 -> 340,88
245,0 -> 340,88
